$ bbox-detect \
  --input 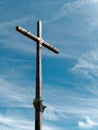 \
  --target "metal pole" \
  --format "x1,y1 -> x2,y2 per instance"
35,20 -> 42,130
